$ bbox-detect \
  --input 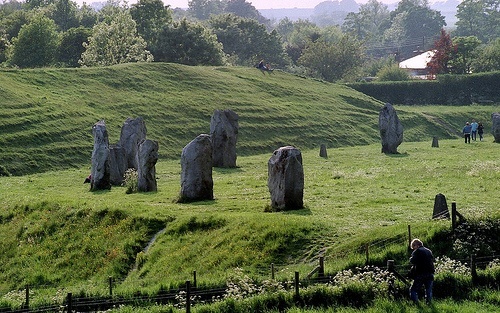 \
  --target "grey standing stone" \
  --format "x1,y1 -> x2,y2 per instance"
433,193 -> 450,219
268,146 -> 304,211
492,113 -> 500,143
109,144 -> 127,185
432,137 -> 439,148
379,103 -> 403,154
119,117 -> 147,169
179,134 -> 213,202
319,144 -> 328,158
210,109 -> 239,167
137,139 -> 159,192
91,120 -> 111,191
